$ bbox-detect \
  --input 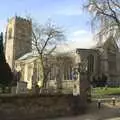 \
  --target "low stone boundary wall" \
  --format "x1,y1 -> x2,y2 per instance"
0,94 -> 87,120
